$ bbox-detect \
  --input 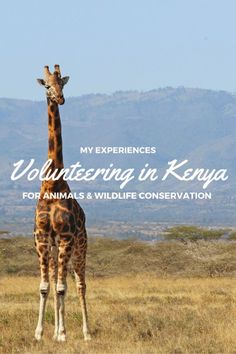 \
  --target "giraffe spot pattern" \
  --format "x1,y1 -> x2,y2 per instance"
34,73 -> 90,339
49,138 -> 54,151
